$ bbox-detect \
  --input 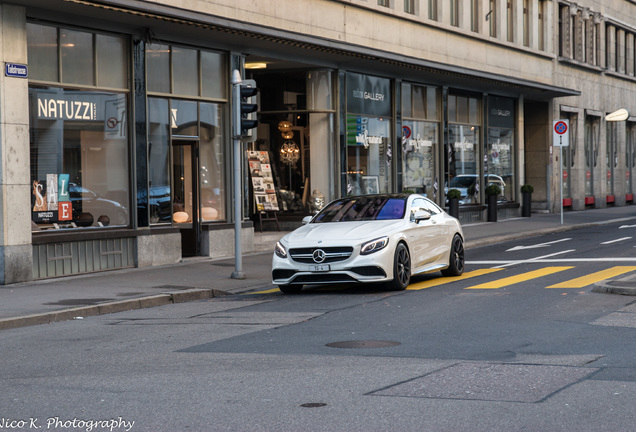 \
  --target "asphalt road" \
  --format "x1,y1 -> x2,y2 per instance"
2,222 -> 636,432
